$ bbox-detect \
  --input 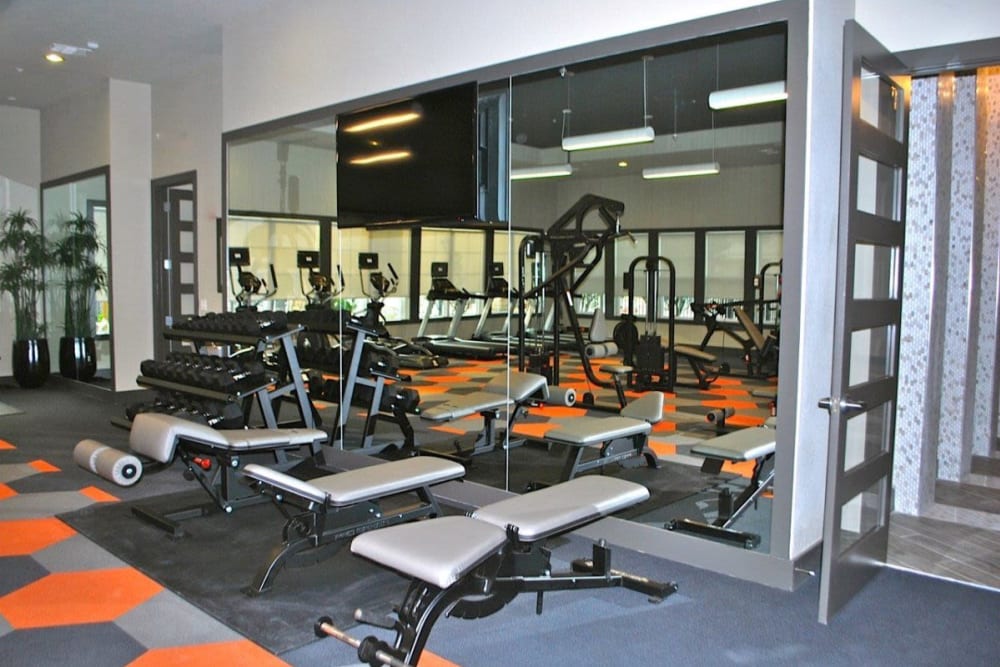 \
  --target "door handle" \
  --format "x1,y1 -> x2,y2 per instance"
818,397 -> 867,414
